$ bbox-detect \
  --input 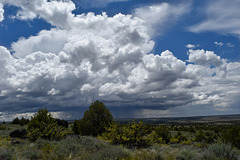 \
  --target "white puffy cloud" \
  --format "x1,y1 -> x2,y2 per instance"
0,0 -> 240,119
99,50 -> 187,97
188,49 -> 225,67
0,10 -> 157,114
134,2 -> 190,36
189,0 -> 240,36
186,44 -> 196,49
187,61 -> 240,112
0,3 -> 4,22
12,29 -> 68,58
0,46 -> 16,94
0,0 -> 76,29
